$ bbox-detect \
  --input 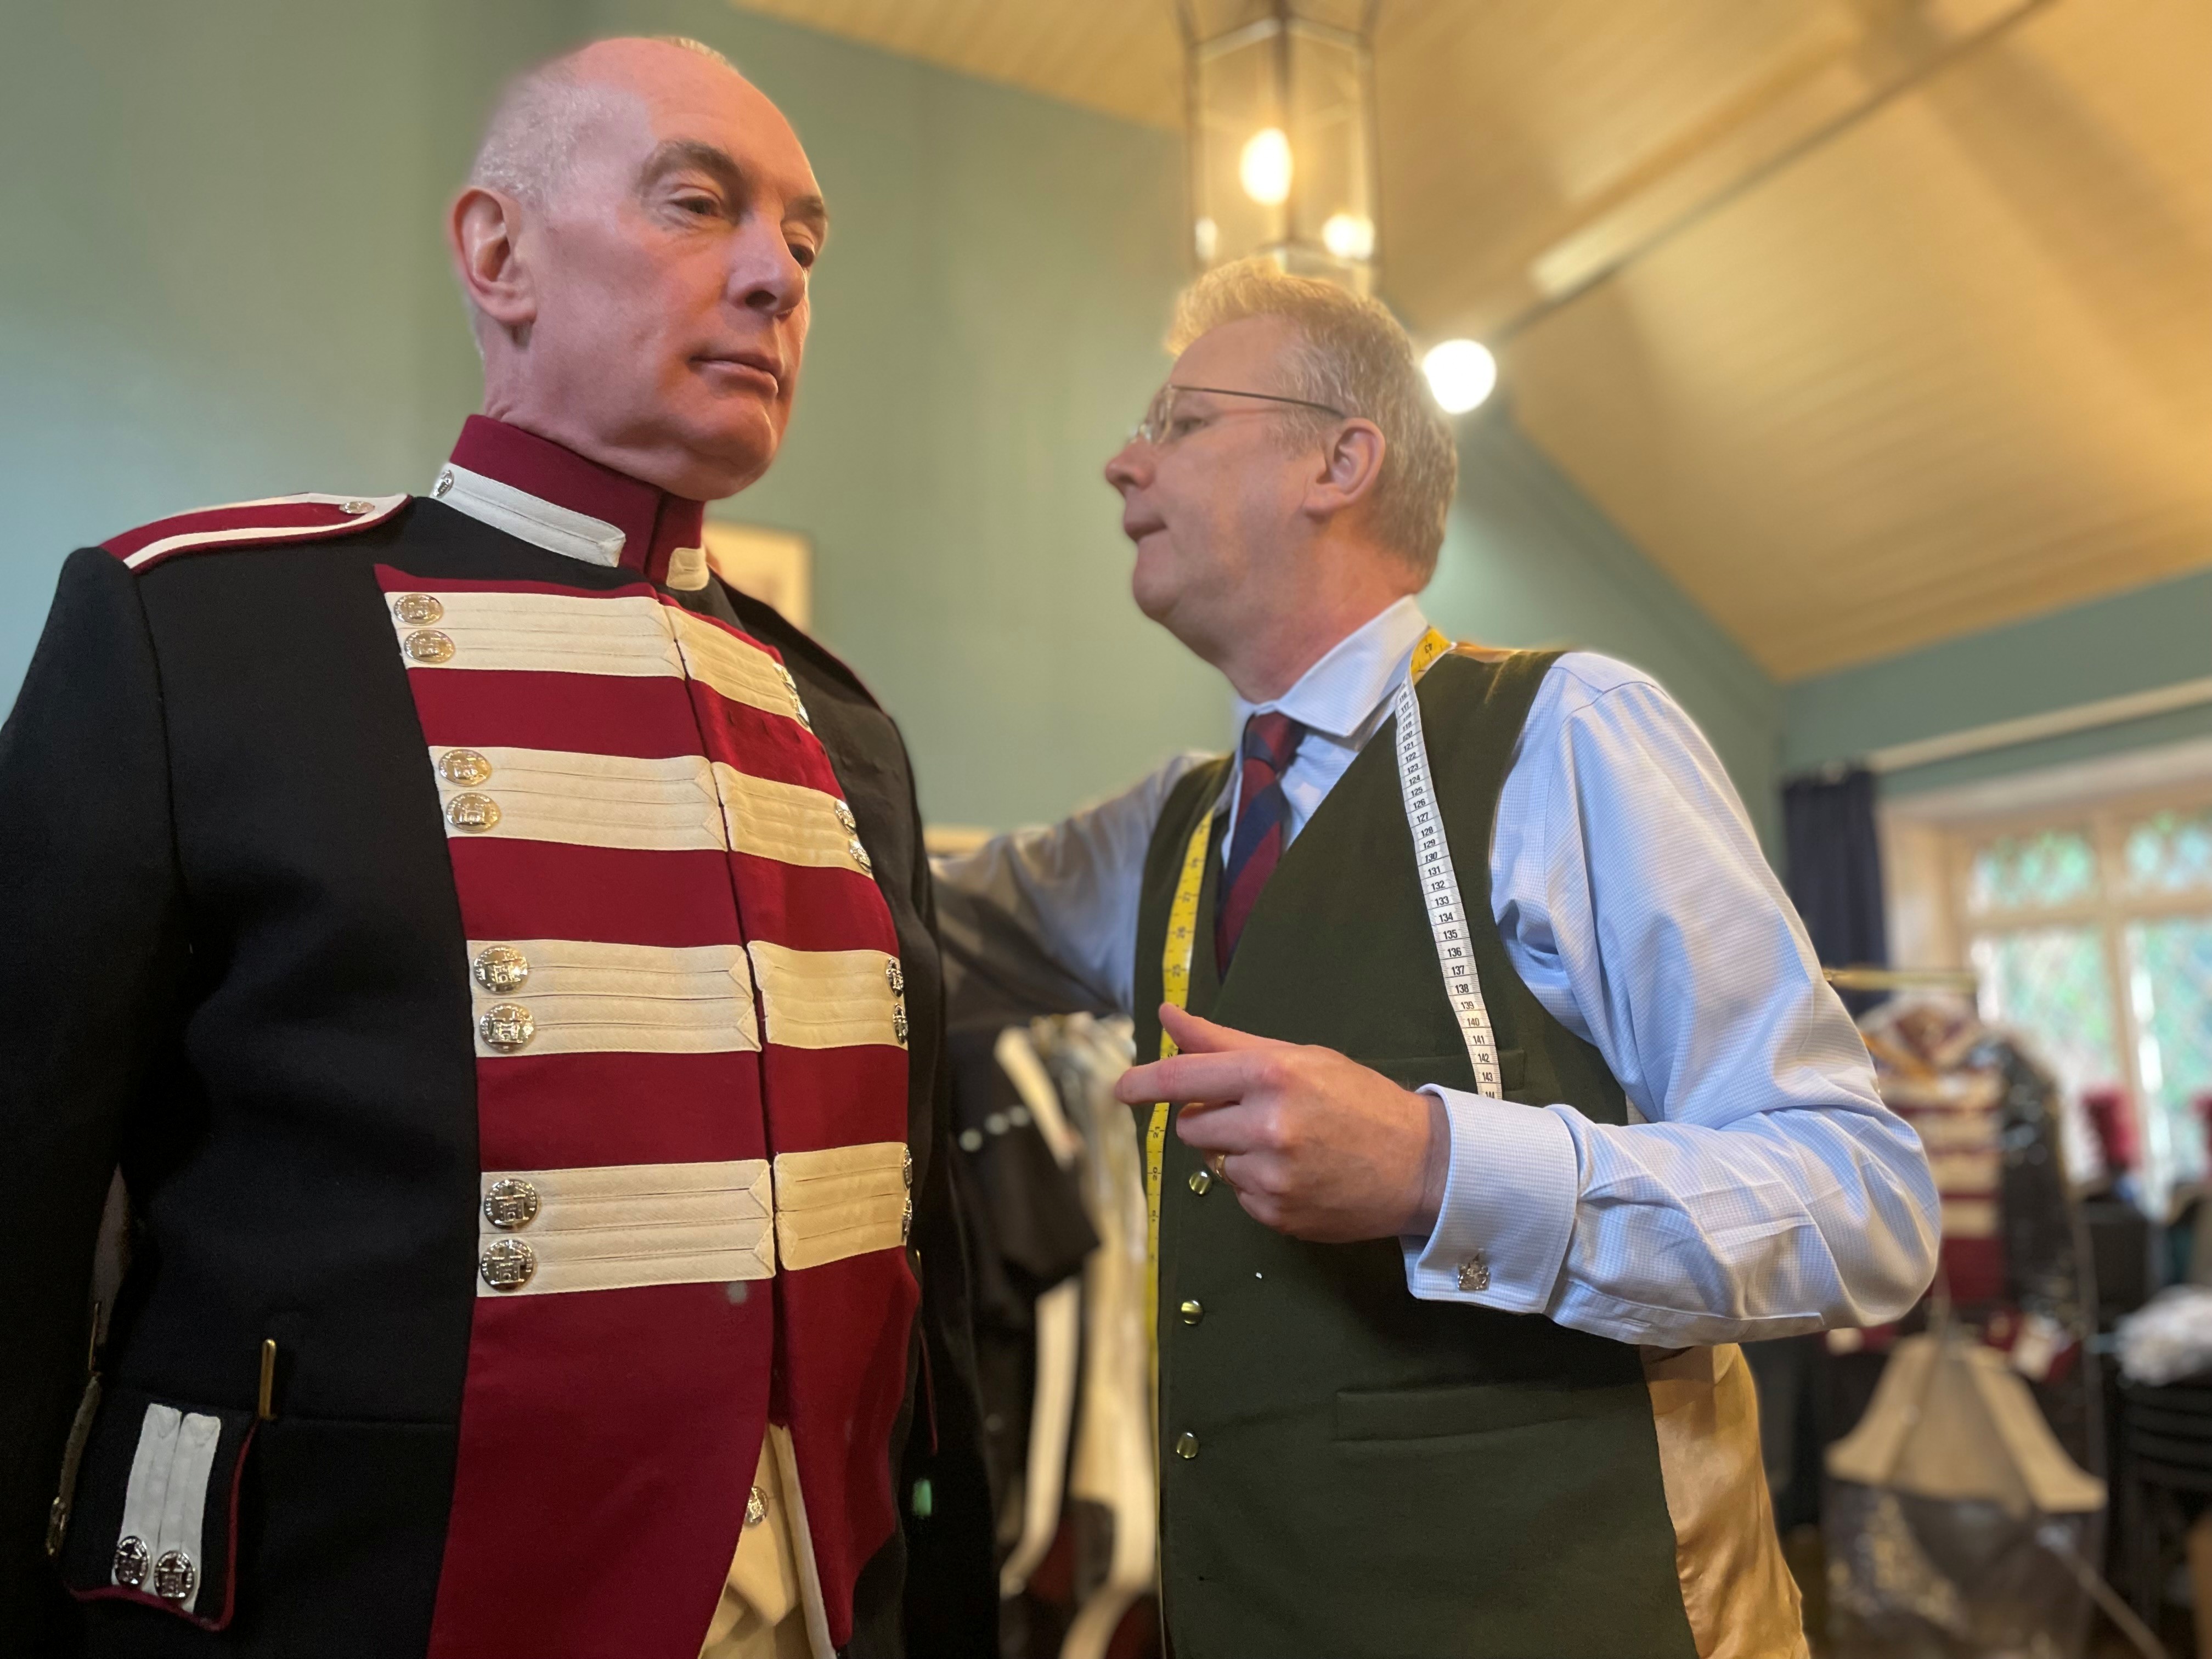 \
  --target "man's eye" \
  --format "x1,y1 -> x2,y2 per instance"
674,195 -> 720,217
1169,415 -> 1206,439
788,242 -> 817,269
